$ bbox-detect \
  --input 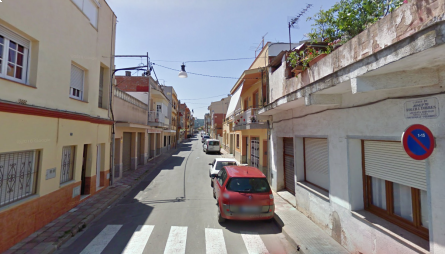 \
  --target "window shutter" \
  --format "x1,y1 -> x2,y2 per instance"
83,0 -> 99,28
364,141 -> 426,191
305,138 -> 329,191
0,25 -> 30,48
70,64 -> 84,91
